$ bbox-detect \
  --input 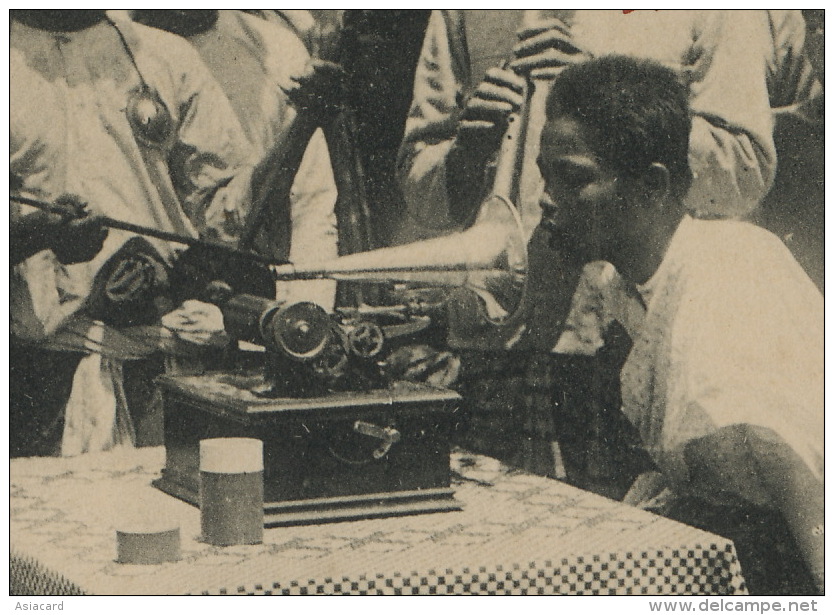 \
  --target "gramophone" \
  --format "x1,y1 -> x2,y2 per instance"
145,183 -> 530,524
12,72 -> 532,526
